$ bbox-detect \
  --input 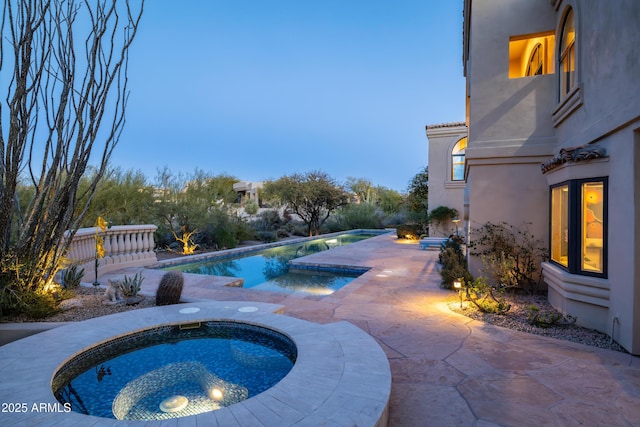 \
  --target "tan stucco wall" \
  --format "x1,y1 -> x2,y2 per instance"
464,0 -> 640,353
426,124 -> 467,238
544,0 -> 640,353
465,0 -> 556,277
